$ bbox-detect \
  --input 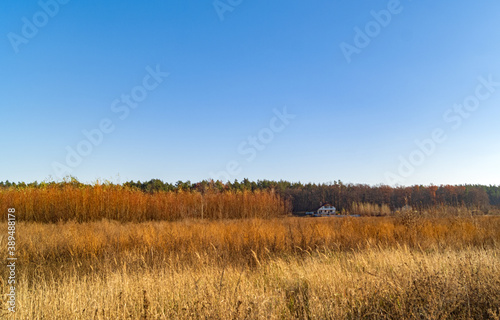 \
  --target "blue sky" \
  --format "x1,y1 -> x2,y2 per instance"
1,0 -> 500,186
